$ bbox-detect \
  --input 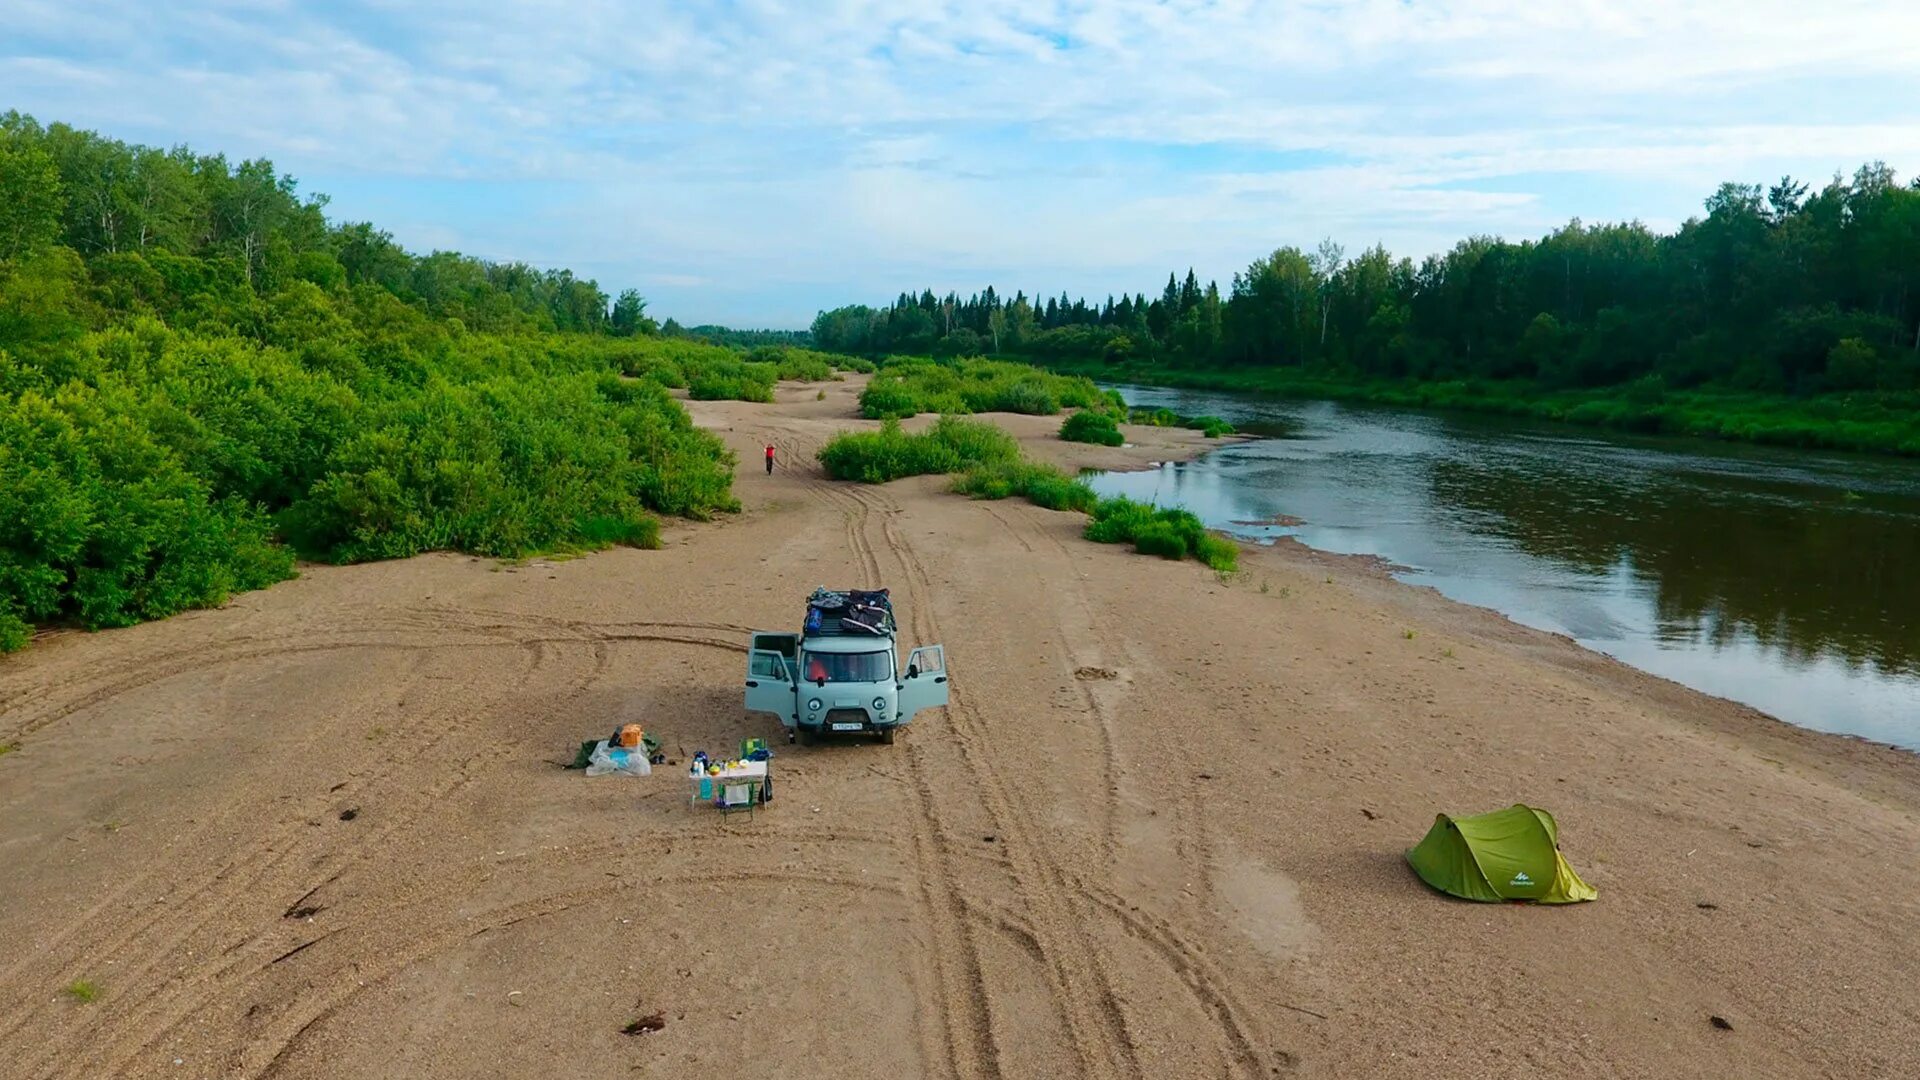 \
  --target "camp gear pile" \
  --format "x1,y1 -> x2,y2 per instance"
585,740 -> 652,776
571,724 -> 663,772
804,587 -> 896,636
1405,803 -> 1597,903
